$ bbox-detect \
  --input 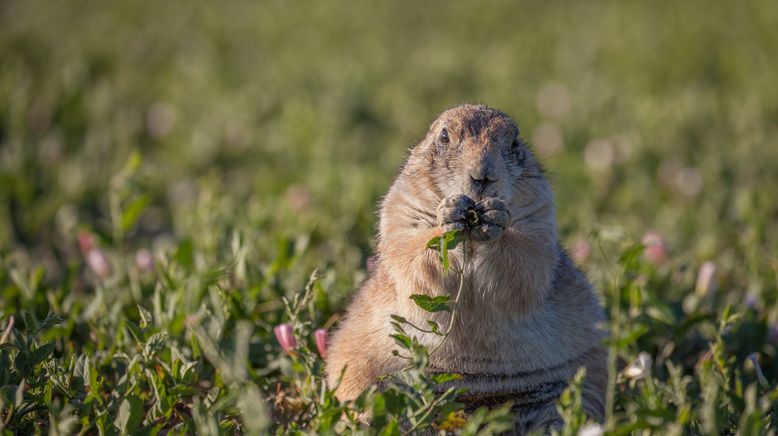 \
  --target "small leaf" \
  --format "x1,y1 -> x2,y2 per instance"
173,239 -> 194,270
390,334 -> 412,350
137,305 -> 153,329
618,243 -> 645,270
237,385 -> 269,434
431,372 -> 463,384
428,230 -> 463,271
123,150 -> 143,174
38,312 -> 65,334
378,420 -> 400,436
121,195 -> 151,233
410,294 -> 452,313
28,342 -> 55,366
614,325 -> 649,348
390,314 -> 408,324
371,393 -> 388,429
15,380 -> 24,407
114,395 -> 143,434
125,320 -> 144,344
437,410 -> 468,432
442,230 -> 464,250
144,332 -> 168,358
